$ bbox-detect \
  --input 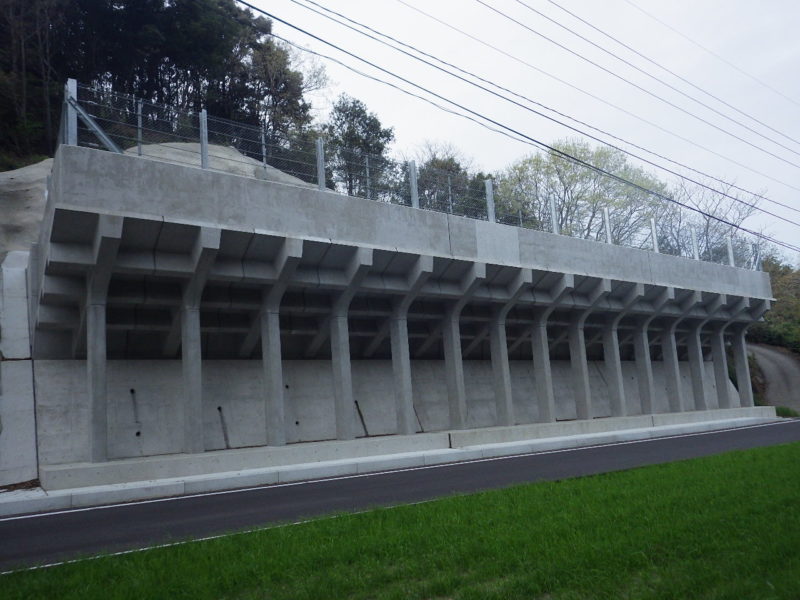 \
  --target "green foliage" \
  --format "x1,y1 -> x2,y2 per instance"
4,443 -> 800,598
776,406 -> 799,418
323,94 -> 394,196
750,256 -> 800,354
0,0 -> 315,165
